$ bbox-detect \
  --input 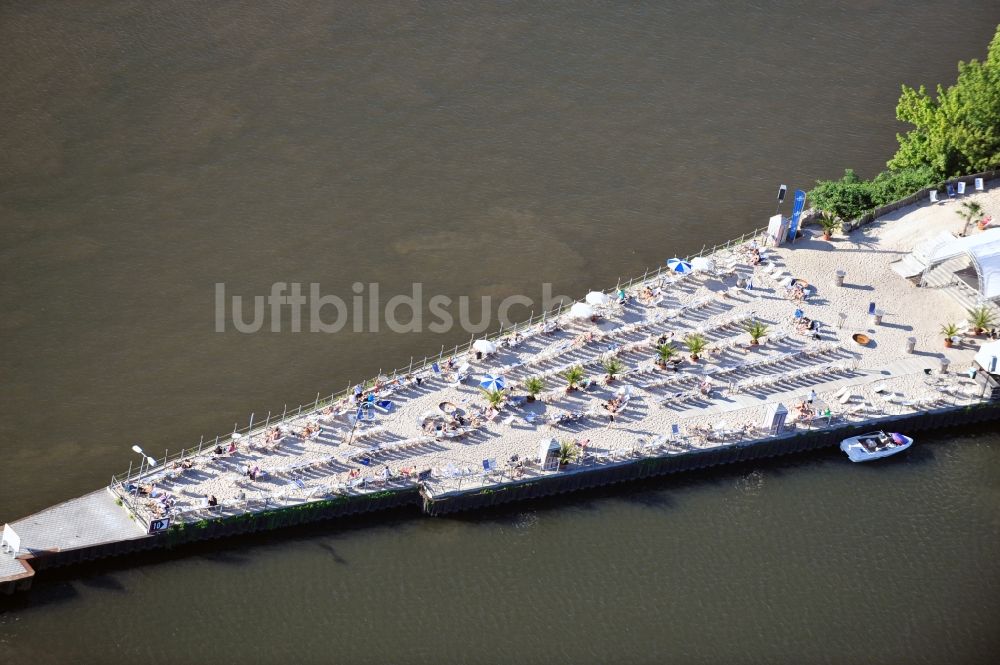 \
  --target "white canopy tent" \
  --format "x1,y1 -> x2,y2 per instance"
952,233 -> 1000,301
891,228 -> 1000,301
